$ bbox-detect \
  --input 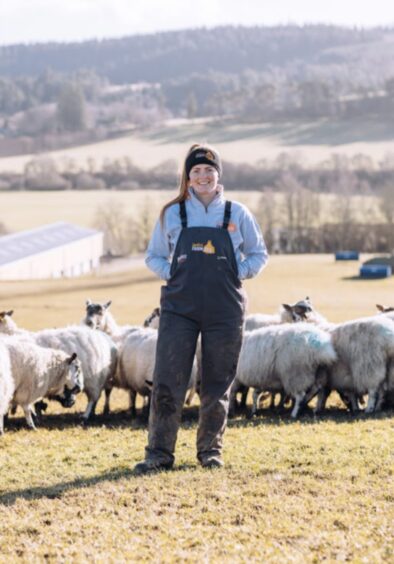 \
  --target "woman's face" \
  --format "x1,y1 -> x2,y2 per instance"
188,164 -> 219,196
